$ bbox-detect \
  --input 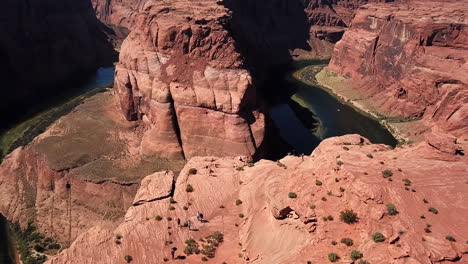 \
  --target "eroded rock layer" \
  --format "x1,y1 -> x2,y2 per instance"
0,92 -> 185,244
0,0 -> 117,124
328,0 -> 468,136
115,0 -> 266,159
47,135 -> 468,263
